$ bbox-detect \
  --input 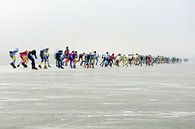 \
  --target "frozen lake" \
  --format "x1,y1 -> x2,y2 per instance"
0,63 -> 195,129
